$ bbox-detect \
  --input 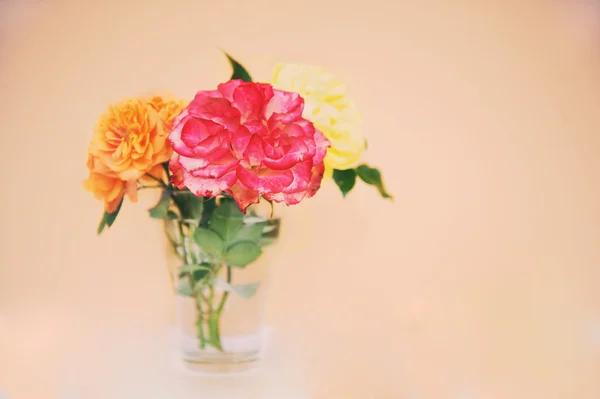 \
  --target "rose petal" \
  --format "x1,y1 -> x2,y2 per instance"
231,125 -> 252,158
264,190 -> 306,205
189,154 -> 239,179
281,159 -> 312,193
306,161 -> 325,198
236,164 -> 294,194
176,154 -> 213,173
187,92 -> 240,131
243,134 -> 266,167
262,137 -> 310,170
126,179 -> 138,203
261,136 -> 278,159
264,90 -> 304,123
243,120 -> 268,136
293,119 -> 317,137
180,118 -> 211,147
233,83 -> 265,122
170,117 -> 227,158
182,168 -> 237,198
169,157 -> 185,189
217,80 -> 244,102
277,121 -> 307,138
313,129 -> 330,164
256,83 -> 274,104
171,108 -> 189,130
194,135 -> 230,157
225,180 -> 260,213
